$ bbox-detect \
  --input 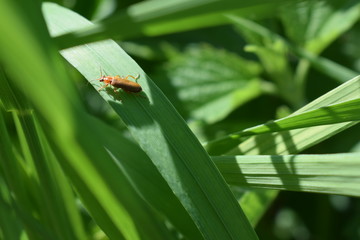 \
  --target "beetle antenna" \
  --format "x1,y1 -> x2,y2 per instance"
100,66 -> 103,77
87,66 -> 104,84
